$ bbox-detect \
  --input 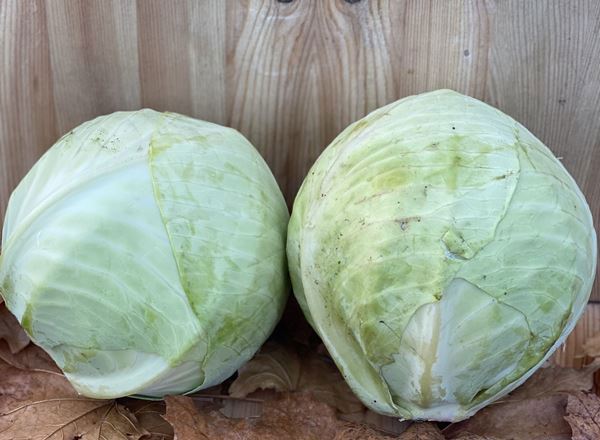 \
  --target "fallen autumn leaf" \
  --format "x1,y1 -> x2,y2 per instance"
564,391 -> 600,440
